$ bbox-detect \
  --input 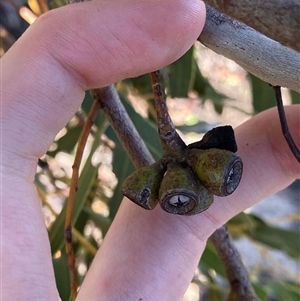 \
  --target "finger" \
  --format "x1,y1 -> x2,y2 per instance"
2,1 -> 205,300
2,180 -> 61,300
205,104 -> 300,228
2,0 -> 206,178
77,105 -> 299,301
